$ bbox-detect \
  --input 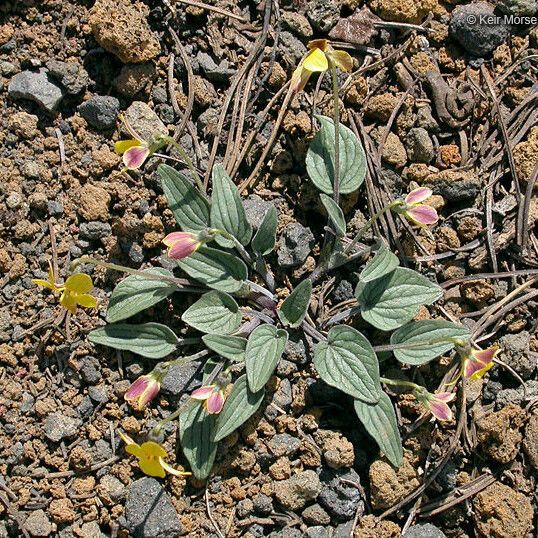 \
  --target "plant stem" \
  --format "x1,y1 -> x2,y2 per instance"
163,136 -> 205,193
329,59 -> 341,204
74,256 -> 199,291
380,376 -> 421,391
344,202 -> 397,255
